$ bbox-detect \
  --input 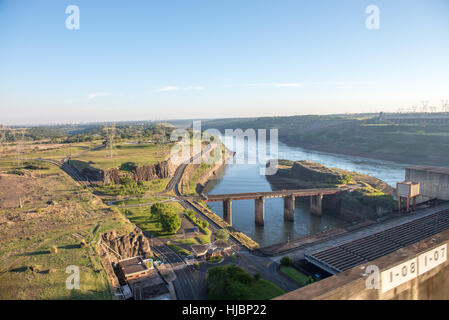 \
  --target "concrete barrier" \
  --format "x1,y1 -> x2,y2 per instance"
276,228 -> 449,300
